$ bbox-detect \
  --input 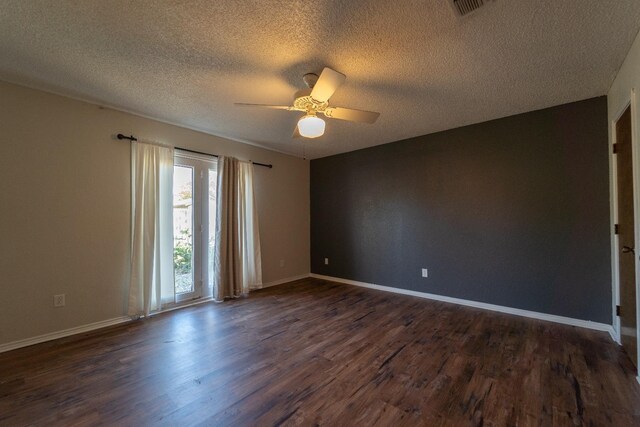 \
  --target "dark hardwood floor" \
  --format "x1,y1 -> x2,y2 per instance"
1,278 -> 639,426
